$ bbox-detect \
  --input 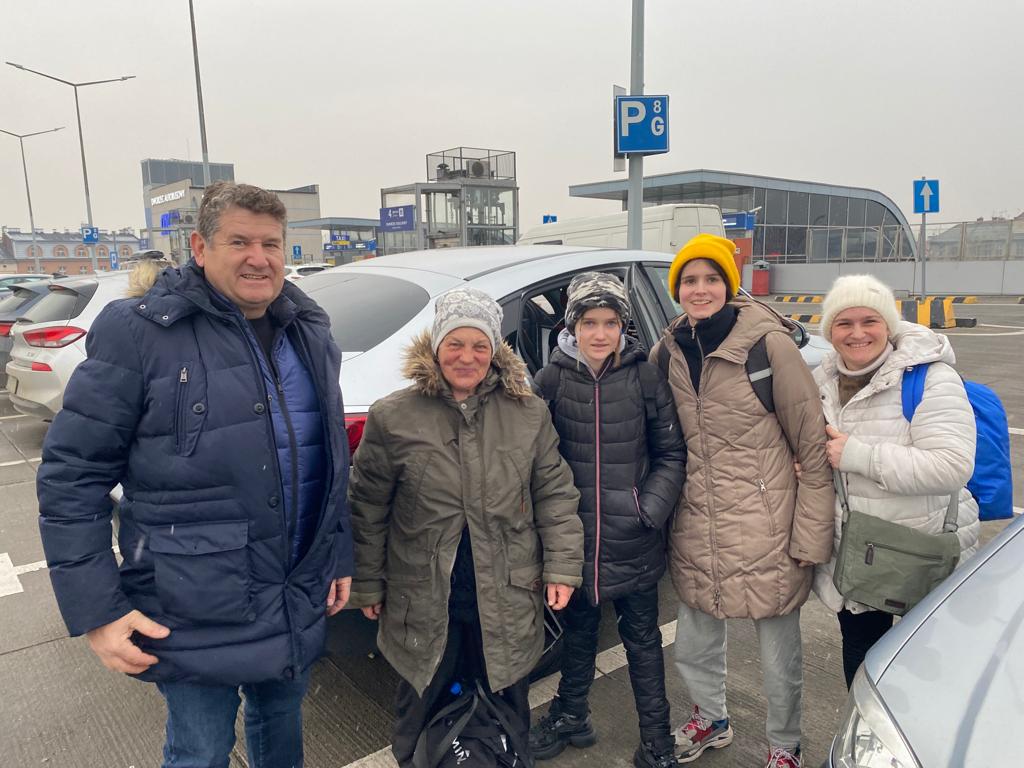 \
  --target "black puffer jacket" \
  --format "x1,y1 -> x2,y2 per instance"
535,336 -> 686,604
